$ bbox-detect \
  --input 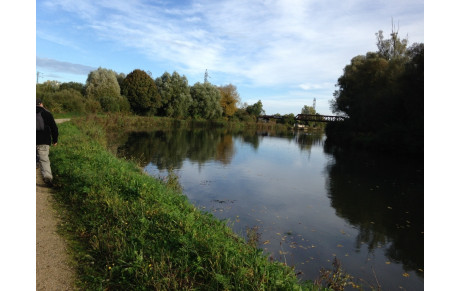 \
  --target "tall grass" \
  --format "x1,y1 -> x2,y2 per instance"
49,120 -> 326,290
